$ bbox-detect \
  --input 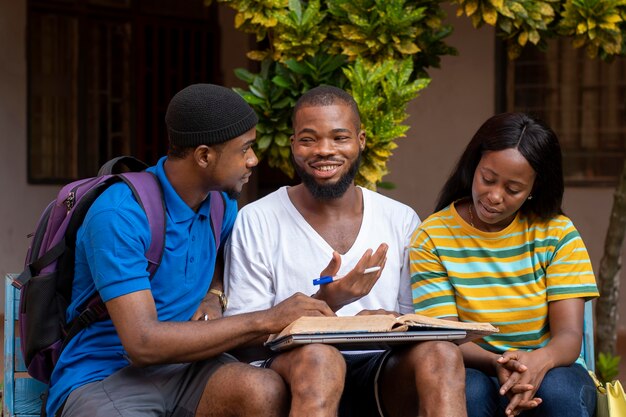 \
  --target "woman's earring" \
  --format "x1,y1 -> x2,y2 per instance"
528,195 -> 533,200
